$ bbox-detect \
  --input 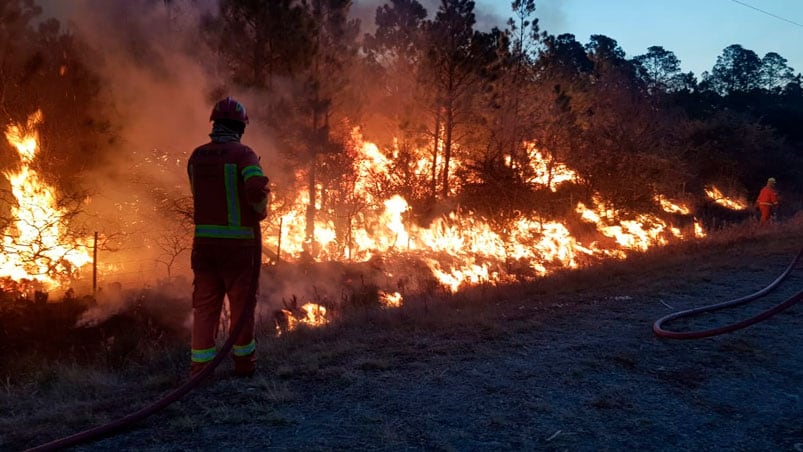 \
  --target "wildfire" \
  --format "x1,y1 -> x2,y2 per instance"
521,142 -> 577,191
577,199 -> 668,252
705,186 -> 747,210
379,291 -> 403,308
655,195 -> 690,215
0,111 -> 91,293
0,113 -> 710,309
261,129 -> 708,295
275,302 -> 330,335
